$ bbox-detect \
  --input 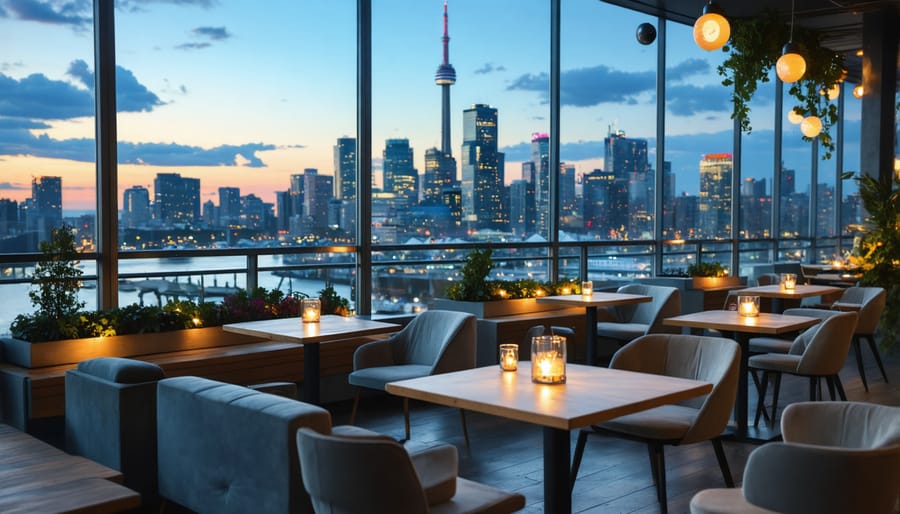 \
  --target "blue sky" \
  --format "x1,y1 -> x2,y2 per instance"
0,0 -> 857,210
